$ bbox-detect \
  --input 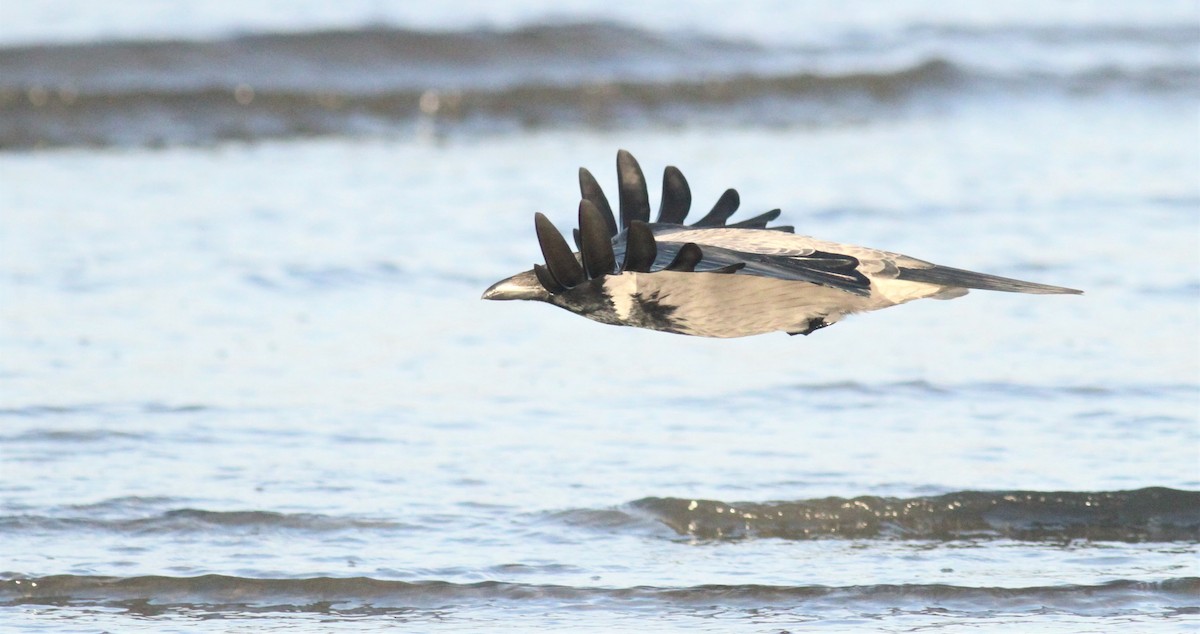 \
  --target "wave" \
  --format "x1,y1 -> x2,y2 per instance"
7,488 -> 1194,542
623,488 -> 1200,542
2,22 -> 1193,92
2,574 -> 1195,615
0,508 -> 406,533
0,23 -> 770,93
0,59 -> 967,150
900,22 -> 1200,46
0,402 -> 211,418
770,380 -> 1198,400
0,22 -> 1194,149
